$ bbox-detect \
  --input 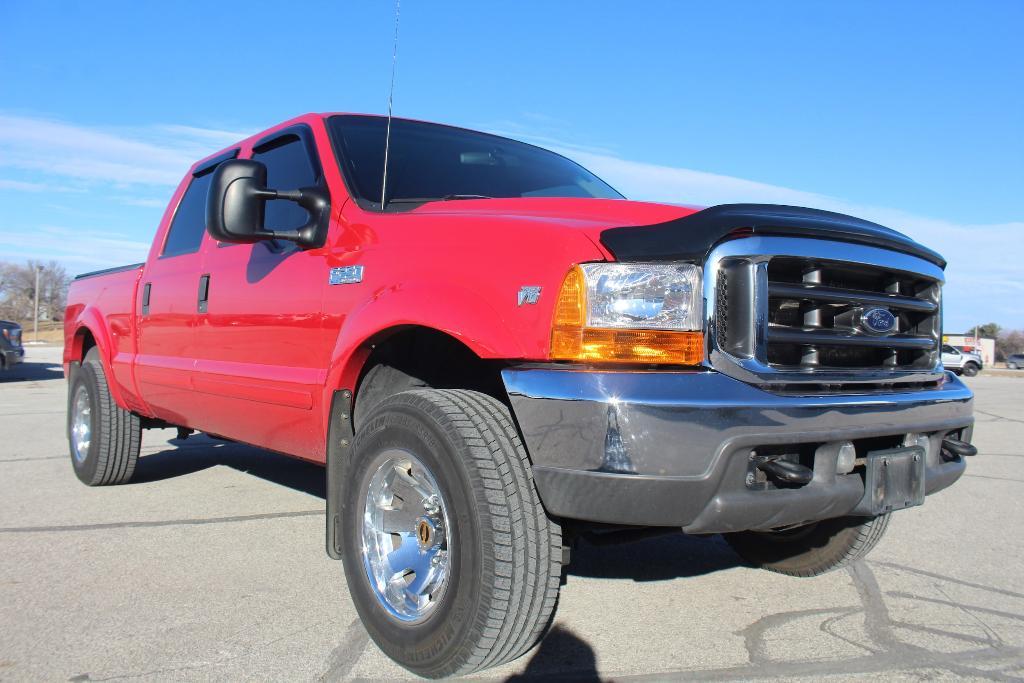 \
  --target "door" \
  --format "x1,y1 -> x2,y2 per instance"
191,126 -> 330,459
941,344 -> 961,369
135,160 -> 228,424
